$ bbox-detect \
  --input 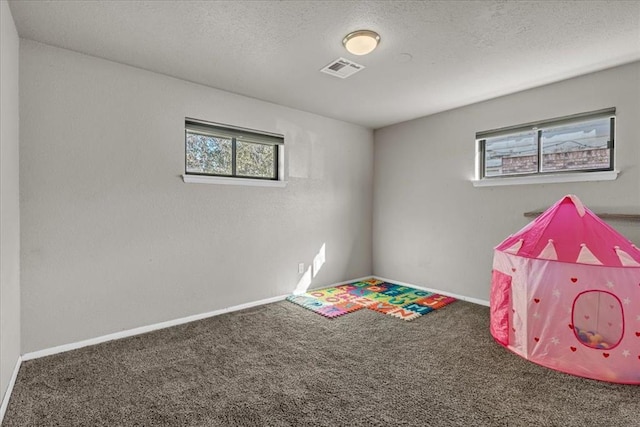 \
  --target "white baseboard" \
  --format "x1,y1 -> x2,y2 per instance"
373,275 -> 490,307
21,275 -> 375,362
22,293 -> 289,361
0,356 -> 22,424
21,274 -> 486,363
